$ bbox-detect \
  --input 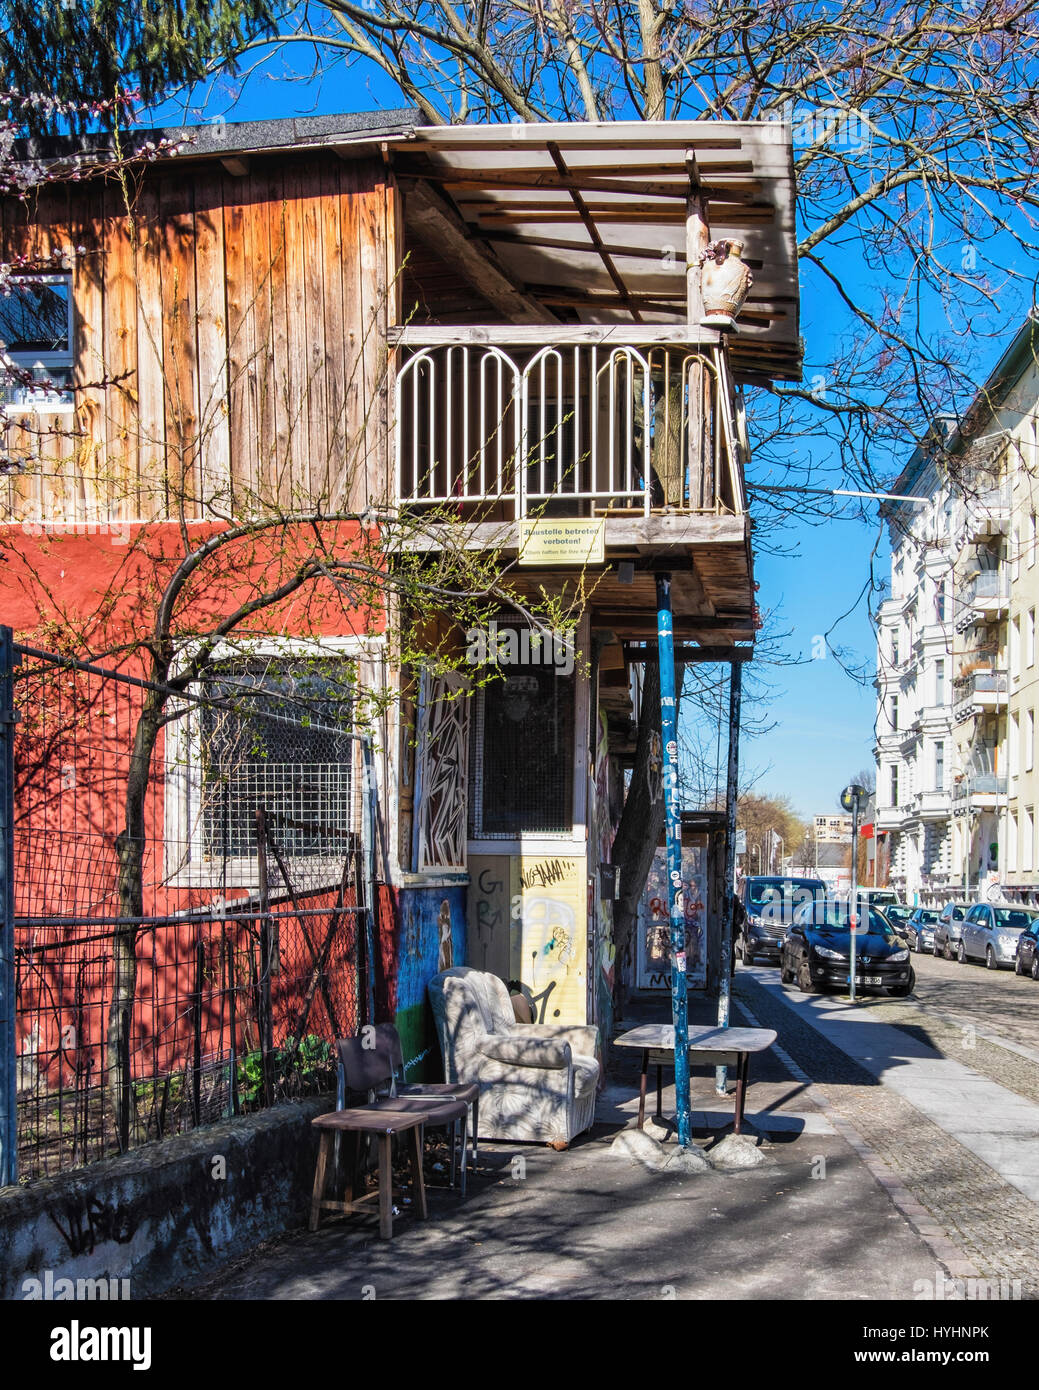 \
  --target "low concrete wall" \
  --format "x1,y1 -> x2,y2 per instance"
0,1095 -> 333,1300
